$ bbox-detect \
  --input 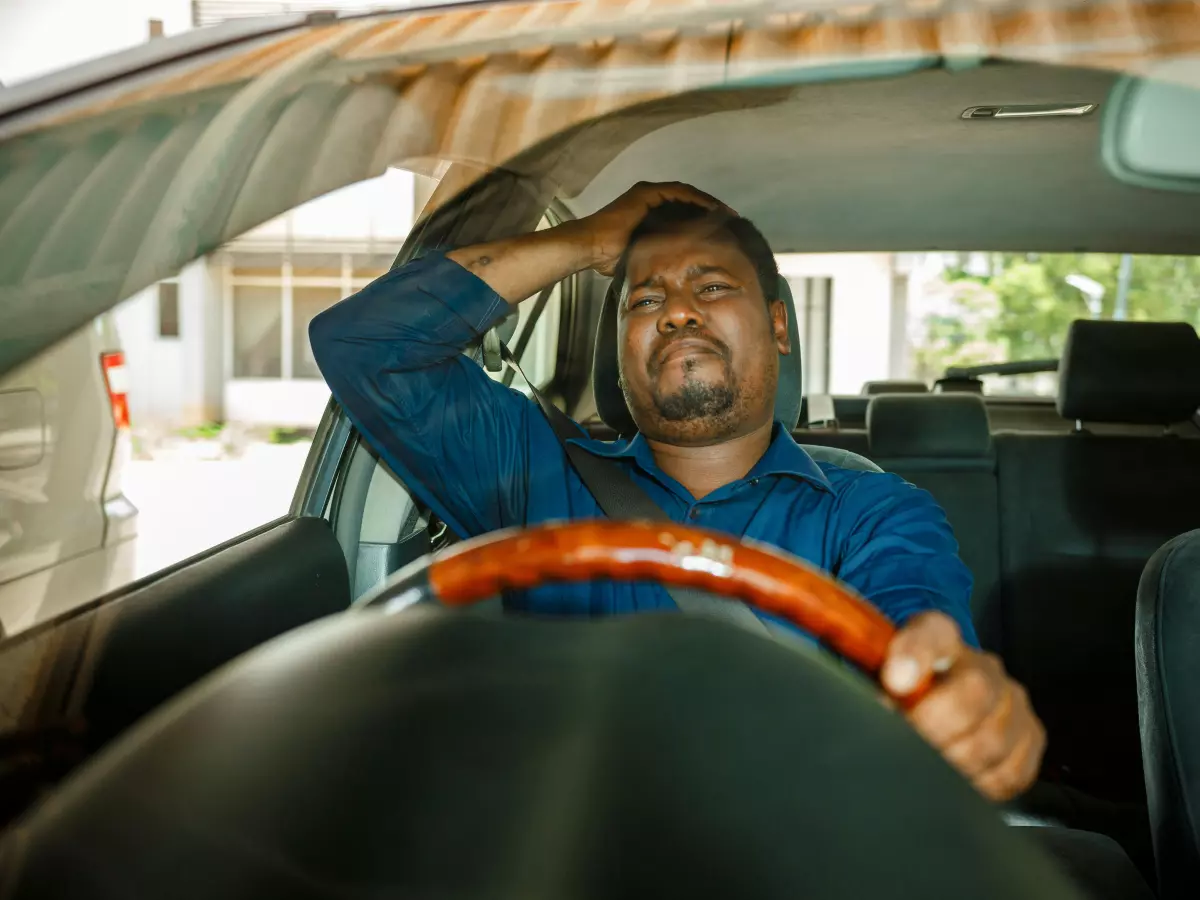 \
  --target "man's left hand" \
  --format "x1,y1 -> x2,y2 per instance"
880,612 -> 1046,801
